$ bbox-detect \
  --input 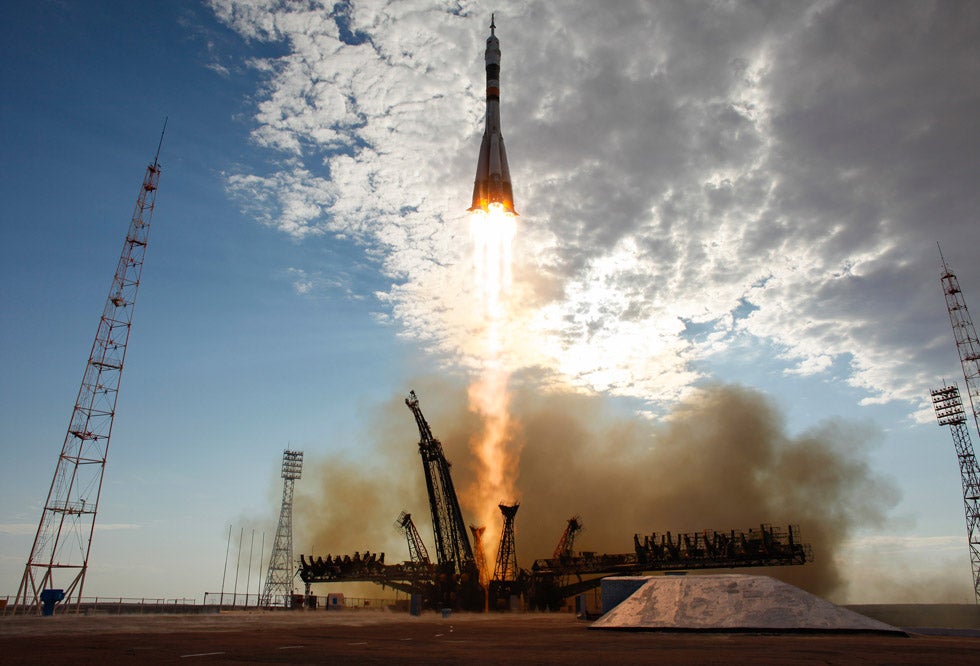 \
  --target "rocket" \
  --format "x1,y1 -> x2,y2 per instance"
469,15 -> 517,215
